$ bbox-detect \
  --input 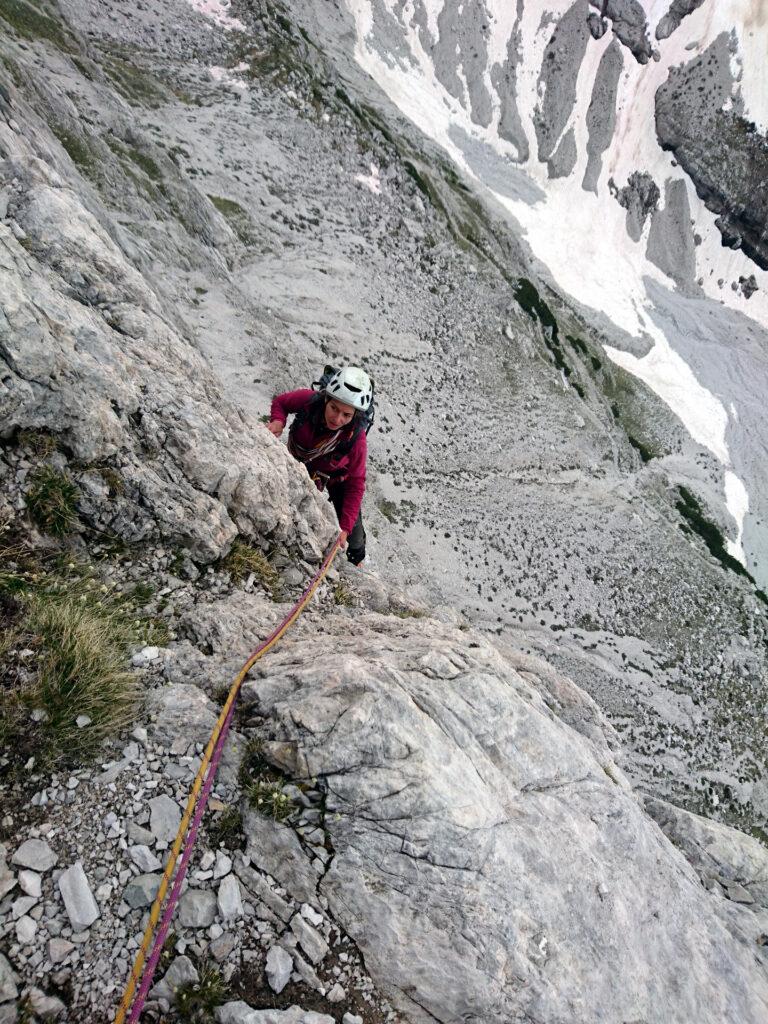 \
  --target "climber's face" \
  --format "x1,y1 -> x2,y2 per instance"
324,398 -> 355,431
